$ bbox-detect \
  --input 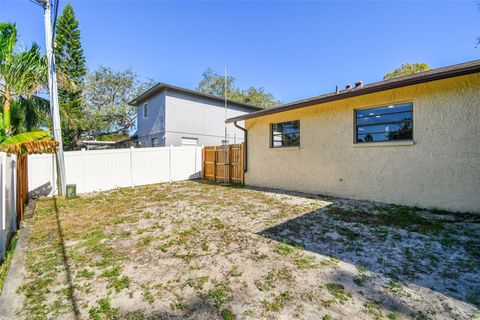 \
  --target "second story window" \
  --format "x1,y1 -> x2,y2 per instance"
143,103 -> 148,118
271,120 -> 300,148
